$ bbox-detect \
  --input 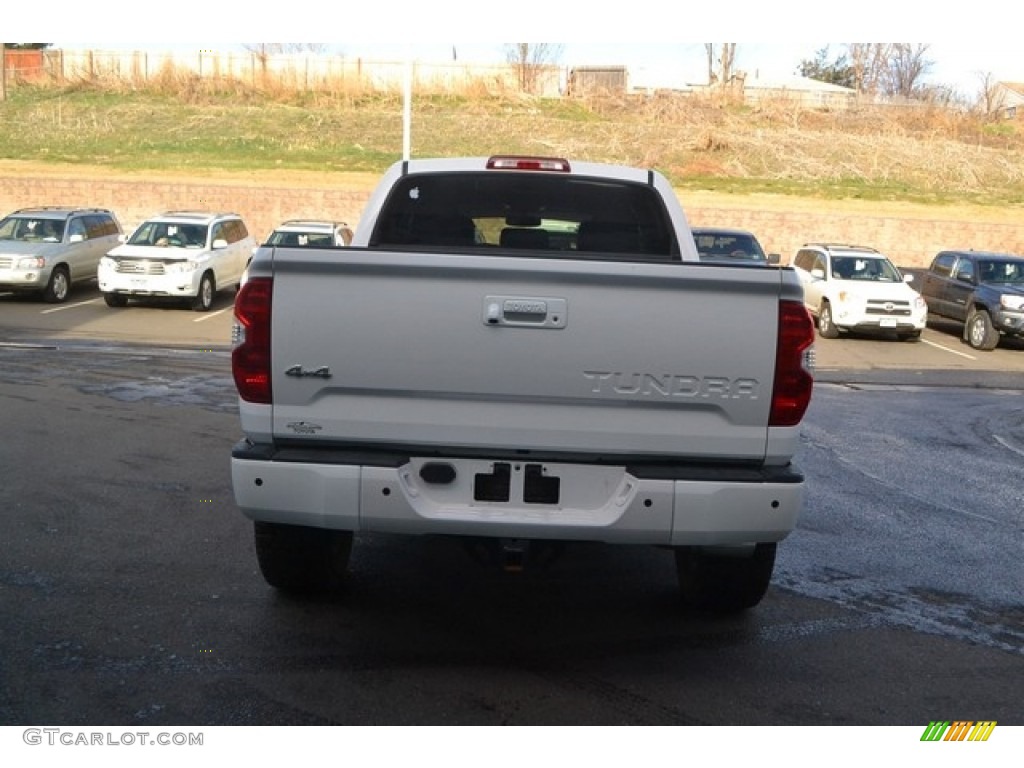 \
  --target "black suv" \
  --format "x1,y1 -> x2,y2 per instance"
919,250 -> 1024,350
0,207 -> 123,302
